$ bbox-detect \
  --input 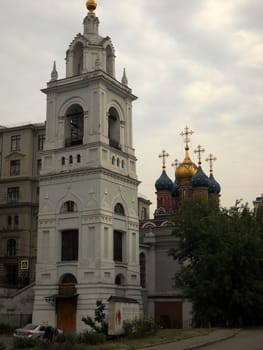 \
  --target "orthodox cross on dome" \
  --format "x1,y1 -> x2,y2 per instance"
180,126 -> 194,150
194,145 -> 205,166
171,158 -> 179,169
86,0 -> 97,13
159,150 -> 169,170
206,153 -> 217,174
